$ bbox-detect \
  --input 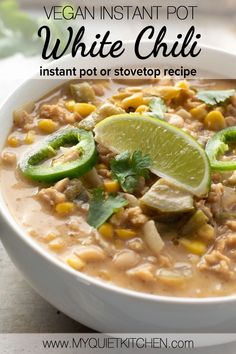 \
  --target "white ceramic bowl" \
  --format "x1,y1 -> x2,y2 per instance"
1,42 -> 236,335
